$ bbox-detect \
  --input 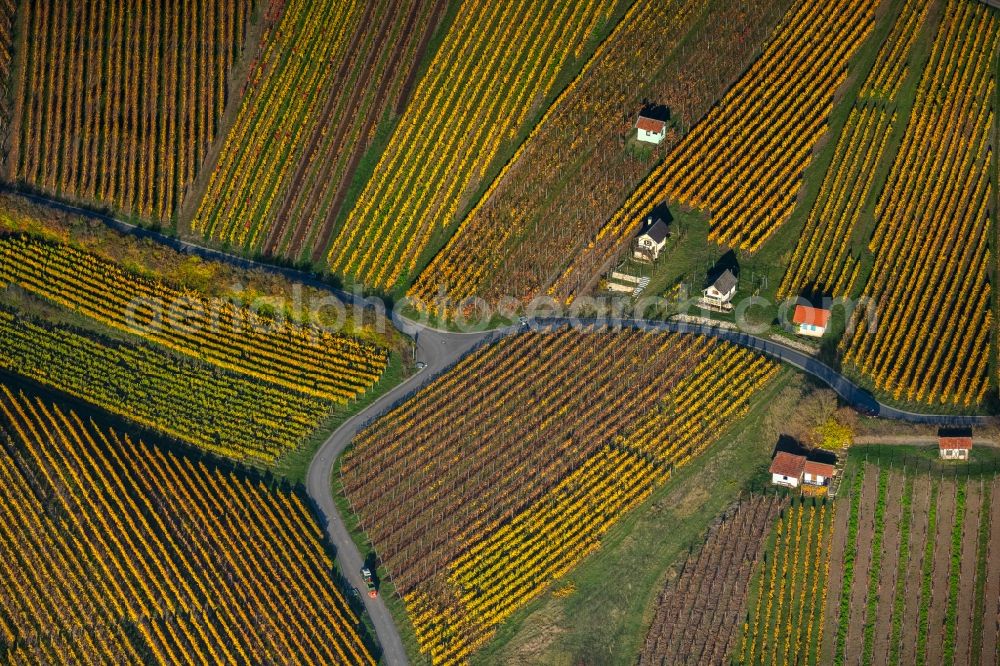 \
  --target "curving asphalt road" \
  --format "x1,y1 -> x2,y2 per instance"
307,314 -> 996,665
304,315 -> 502,666
533,317 -> 996,427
